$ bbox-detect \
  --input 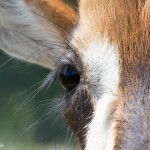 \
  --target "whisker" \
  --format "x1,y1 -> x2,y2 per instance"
0,57 -> 13,69
64,129 -> 73,150
8,81 -> 42,105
